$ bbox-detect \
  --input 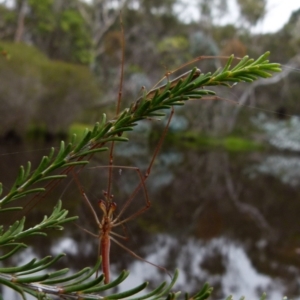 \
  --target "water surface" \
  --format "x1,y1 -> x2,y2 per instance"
1,134 -> 300,300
